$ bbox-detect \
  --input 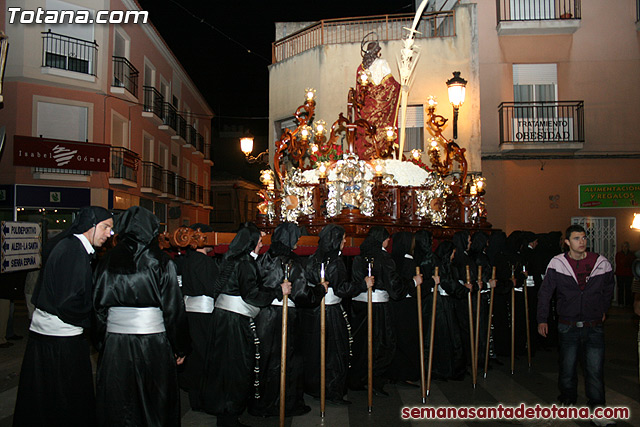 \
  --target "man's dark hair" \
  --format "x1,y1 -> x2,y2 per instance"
565,224 -> 586,240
